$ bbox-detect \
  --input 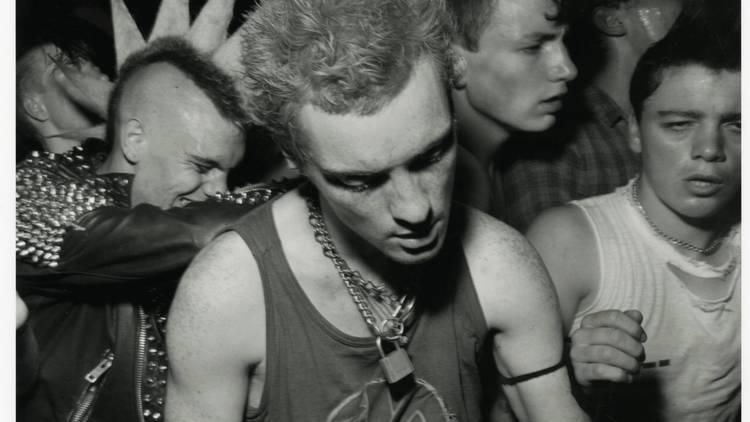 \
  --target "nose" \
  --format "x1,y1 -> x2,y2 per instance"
692,127 -> 726,163
388,172 -> 433,231
201,171 -> 229,198
548,42 -> 577,82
